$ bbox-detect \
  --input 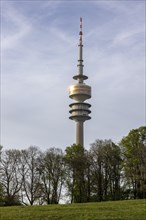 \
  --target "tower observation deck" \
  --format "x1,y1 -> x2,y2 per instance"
69,17 -> 91,147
